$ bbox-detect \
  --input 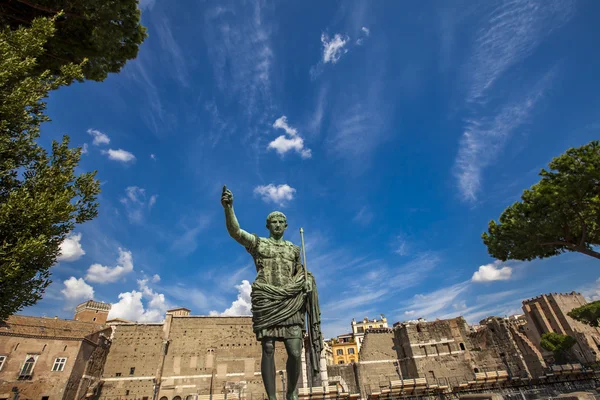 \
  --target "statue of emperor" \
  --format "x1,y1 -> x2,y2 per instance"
221,186 -> 322,400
